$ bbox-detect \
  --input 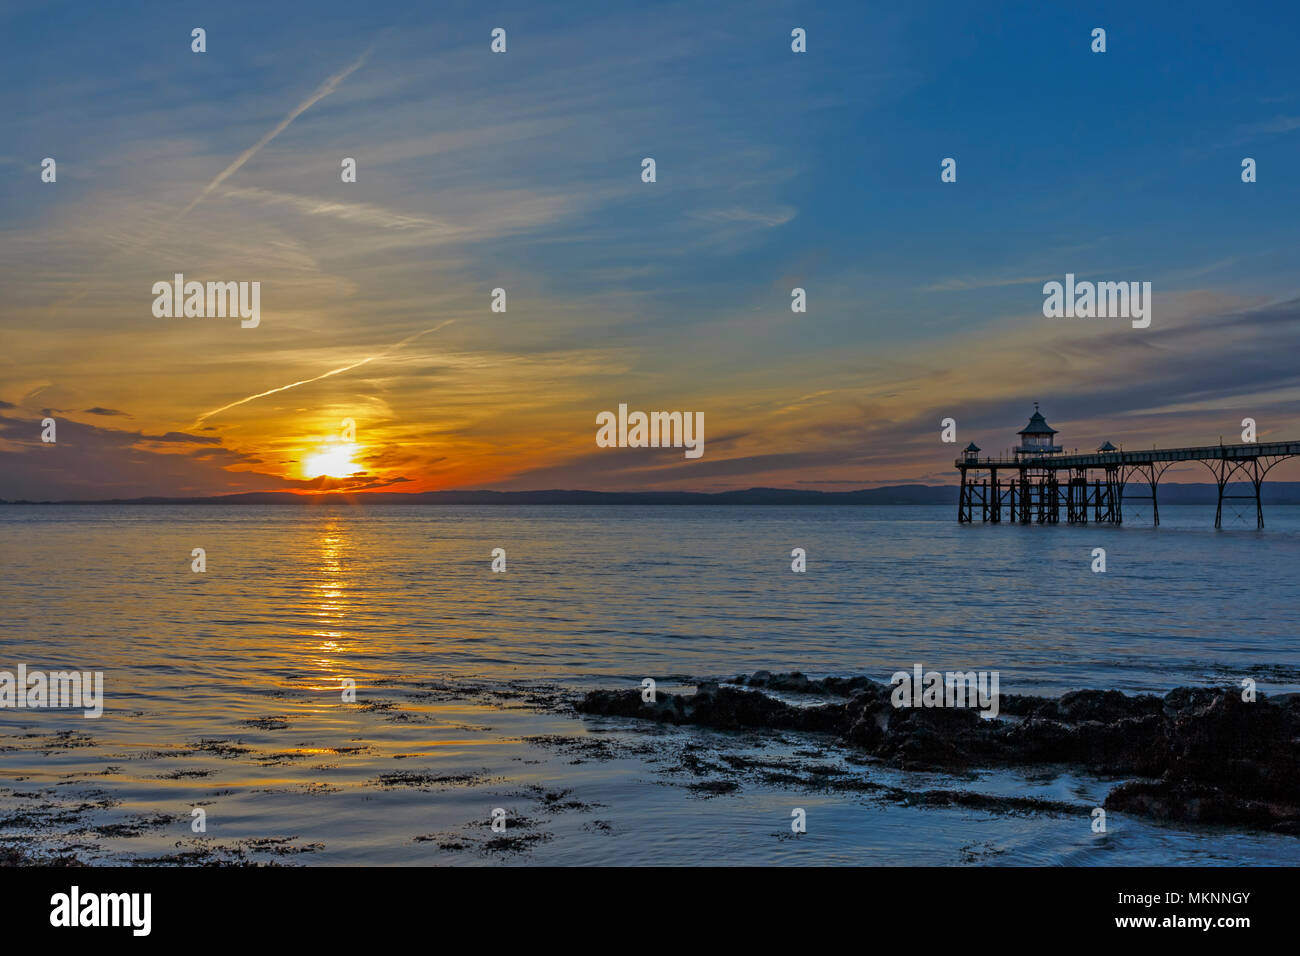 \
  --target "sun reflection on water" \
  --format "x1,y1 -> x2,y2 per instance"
305,519 -> 356,690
